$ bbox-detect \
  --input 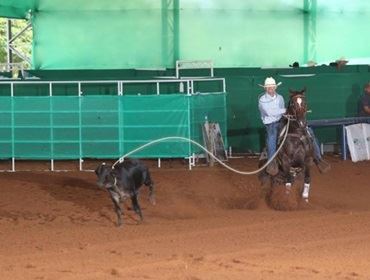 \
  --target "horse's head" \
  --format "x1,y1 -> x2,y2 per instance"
287,88 -> 307,121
